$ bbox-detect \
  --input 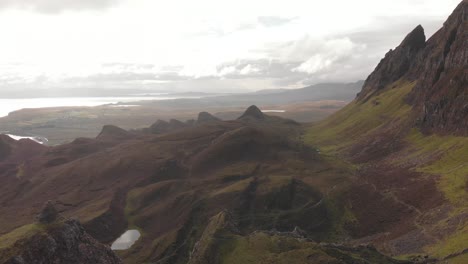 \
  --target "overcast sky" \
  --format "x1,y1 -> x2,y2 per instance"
0,0 -> 461,94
